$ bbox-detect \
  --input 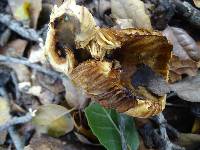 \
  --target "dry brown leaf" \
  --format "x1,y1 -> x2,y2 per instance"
0,97 -> 10,145
177,133 -> 200,150
0,97 -> 11,125
163,26 -> 200,61
73,111 -> 97,143
8,0 -> 42,28
4,39 -> 27,57
24,134 -> 100,150
32,104 -> 74,137
163,26 -> 200,82
24,135 -> 67,150
36,73 -> 65,94
45,1 -> 172,118
170,71 -> 200,102
111,0 -> 152,29
38,89 -> 55,104
3,39 -> 30,82
74,132 -> 95,145
28,45 -> 45,63
8,0 -> 31,22
193,0 -> 200,8
63,78 -> 89,109
192,118 -> 200,134
169,55 -> 198,83
29,0 -> 42,28
0,130 -> 7,145
14,64 -> 31,82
